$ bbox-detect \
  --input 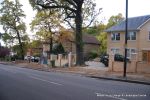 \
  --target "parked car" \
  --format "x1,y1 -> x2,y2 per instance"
100,54 -> 109,67
24,56 -> 39,62
100,54 -> 130,67
34,57 -> 40,62
114,54 -> 130,62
